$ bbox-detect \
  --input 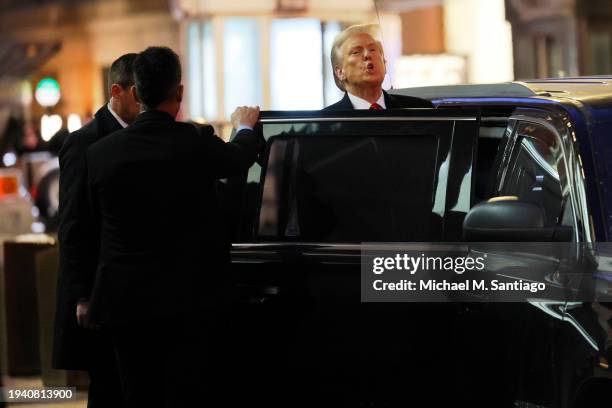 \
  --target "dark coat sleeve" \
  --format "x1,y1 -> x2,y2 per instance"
195,124 -> 264,178
57,128 -> 99,301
